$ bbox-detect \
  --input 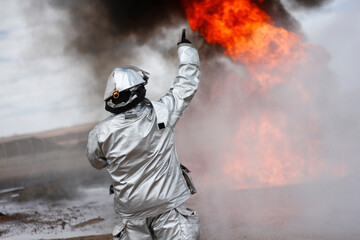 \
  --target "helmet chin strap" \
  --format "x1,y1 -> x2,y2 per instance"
105,86 -> 146,114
